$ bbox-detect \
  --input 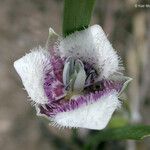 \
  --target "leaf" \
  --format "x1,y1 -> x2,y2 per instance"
63,0 -> 96,37
84,125 -> 150,150
108,116 -> 129,128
